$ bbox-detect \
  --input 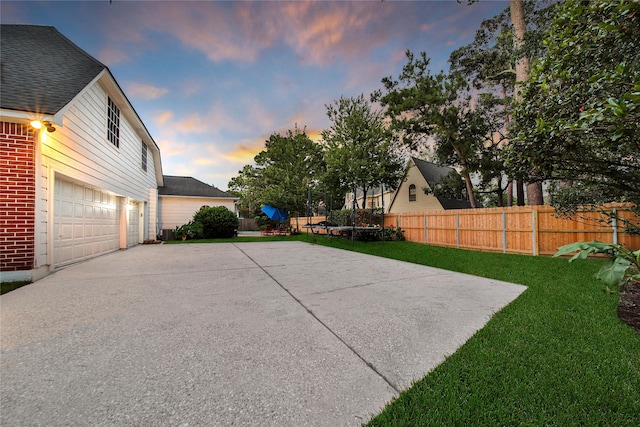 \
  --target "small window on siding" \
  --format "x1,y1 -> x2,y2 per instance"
141,140 -> 148,172
107,97 -> 120,148
409,184 -> 417,202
